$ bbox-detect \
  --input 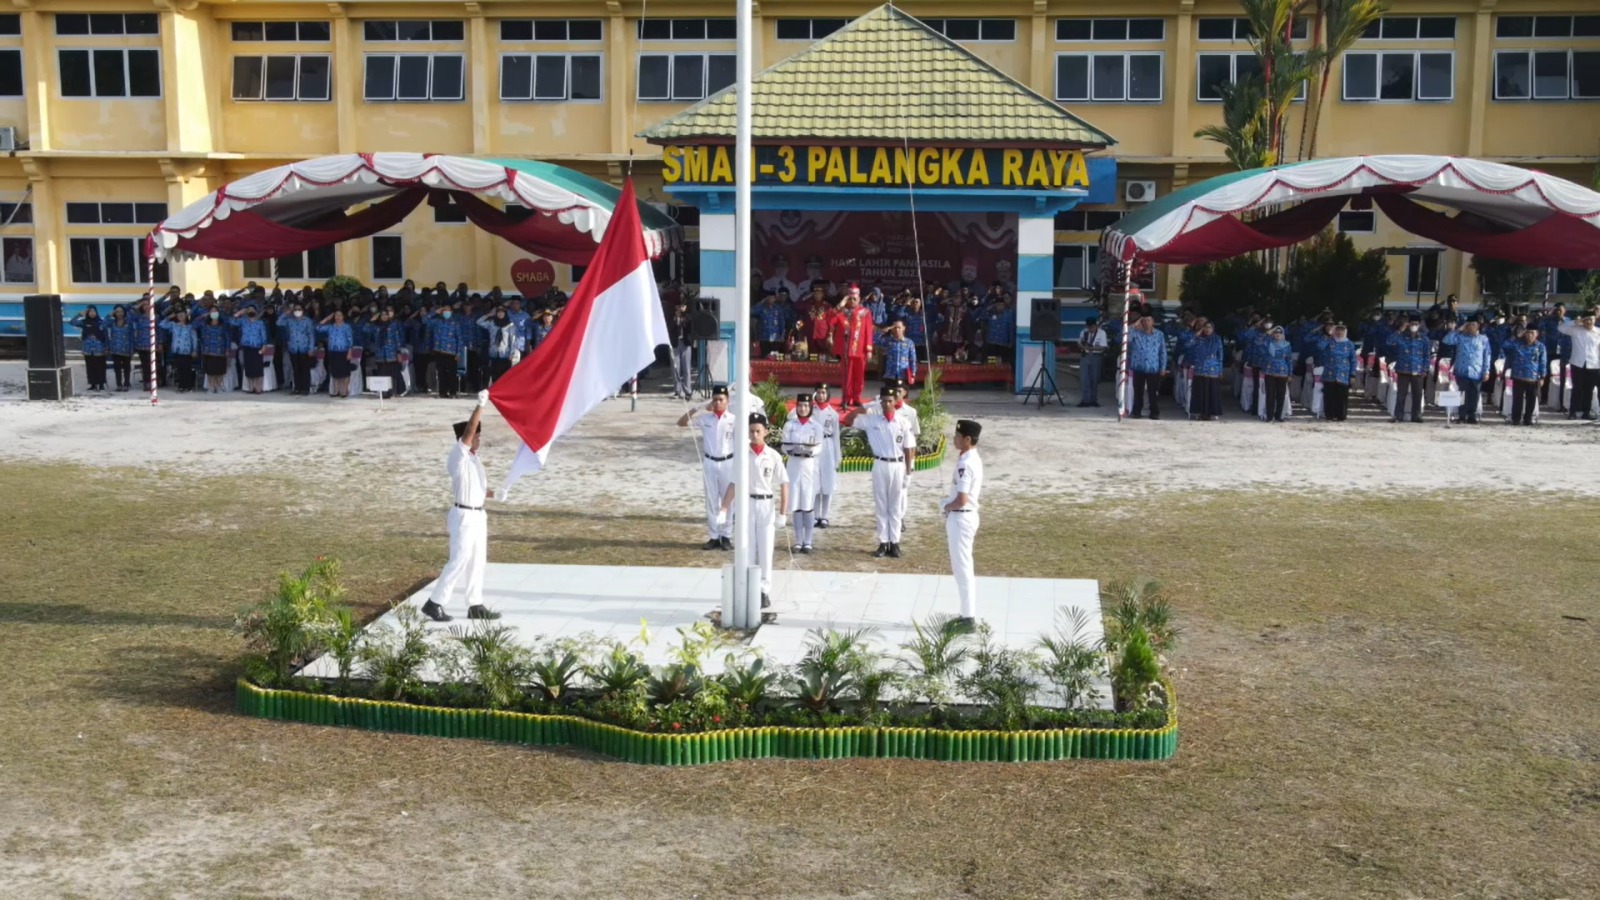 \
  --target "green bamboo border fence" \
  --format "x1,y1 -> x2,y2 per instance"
237,678 -> 1178,764
837,436 -> 946,474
